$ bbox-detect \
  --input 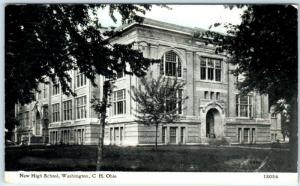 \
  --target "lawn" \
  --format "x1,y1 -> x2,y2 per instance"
5,144 -> 295,172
